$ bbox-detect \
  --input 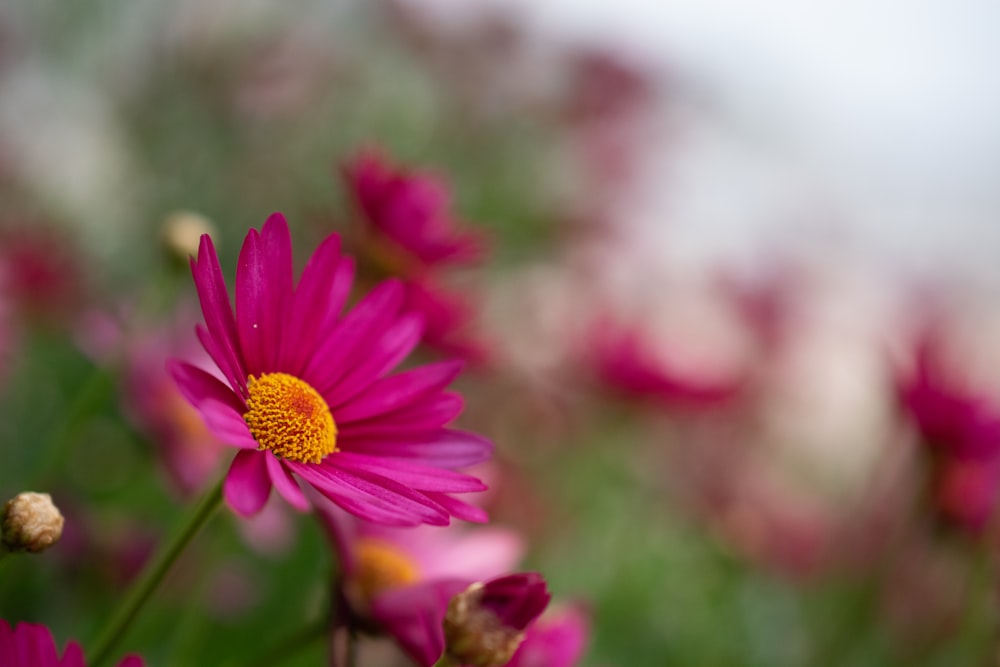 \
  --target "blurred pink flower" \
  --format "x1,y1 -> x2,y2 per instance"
317,497 -> 522,624
592,320 -> 744,409
122,308 -> 229,497
343,149 -> 487,272
899,327 -> 1000,532
169,214 -> 492,525
403,277 -> 490,364
0,620 -> 143,667
507,604 -> 589,667
371,572 -> 552,667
